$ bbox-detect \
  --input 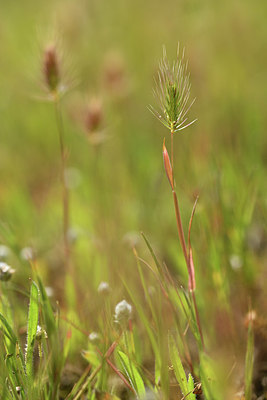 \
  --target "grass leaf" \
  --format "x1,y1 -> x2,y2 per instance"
168,333 -> 188,396
117,350 -> 146,399
25,281 -> 39,381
